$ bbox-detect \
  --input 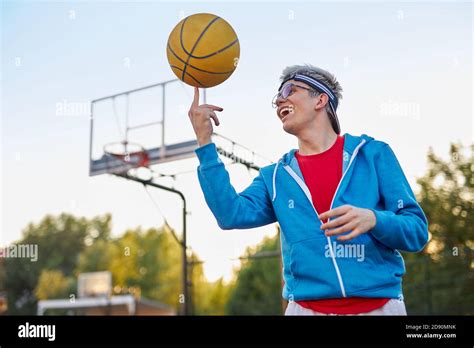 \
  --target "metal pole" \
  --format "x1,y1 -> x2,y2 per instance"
161,85 -> 166,158
88,102 -> 95,176
91,79 -> 178,103
125,93 -> 129,141
116,173 -> 190,316
182,191 -> 190,316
